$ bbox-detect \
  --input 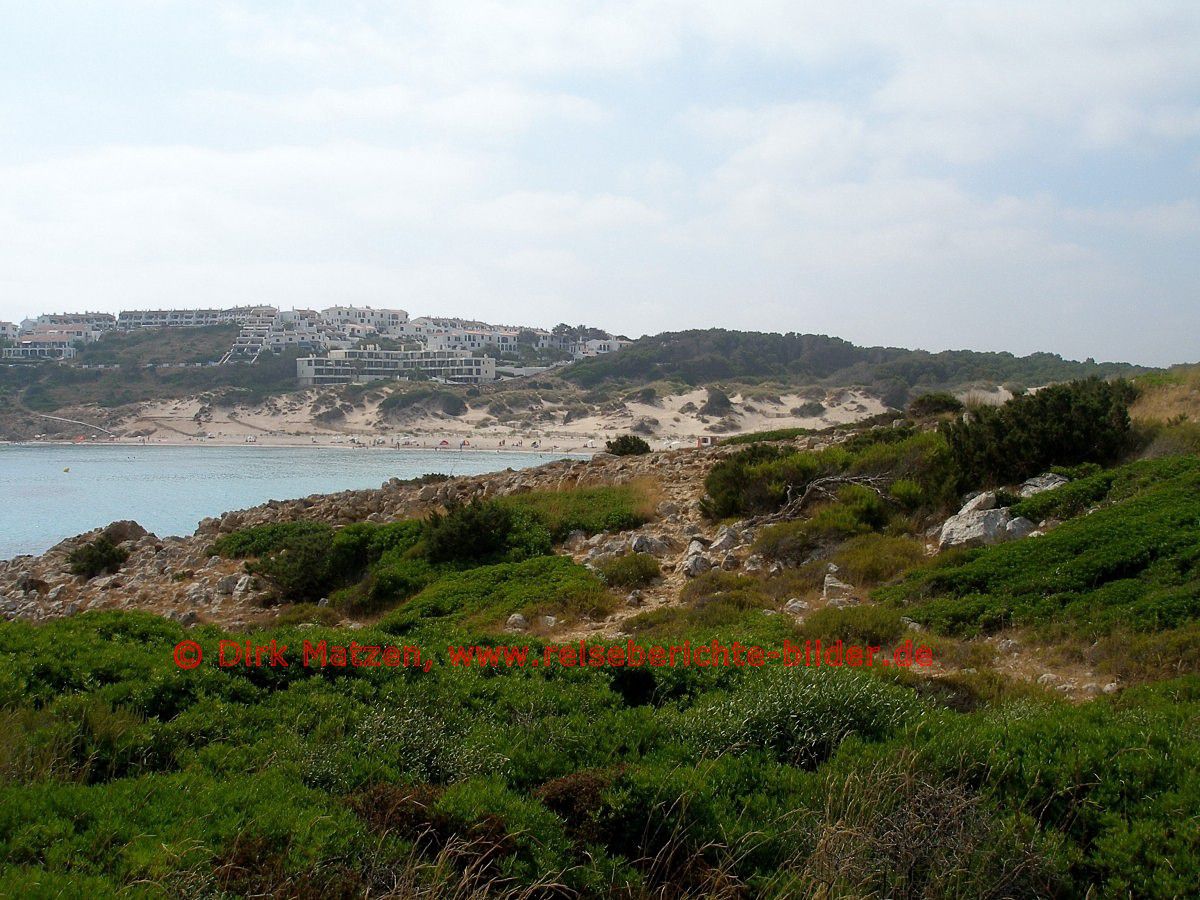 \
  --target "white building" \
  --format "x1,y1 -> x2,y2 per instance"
22,323 -> 102,344
320,306 -> 409,335
225,309 -> 353,362
297,347 -> 496,386
2,335 -> 78,360
117,306 -> 275,329
28,312 -> 117,332
573,337 -> 633,359
0,321 -> 17,342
